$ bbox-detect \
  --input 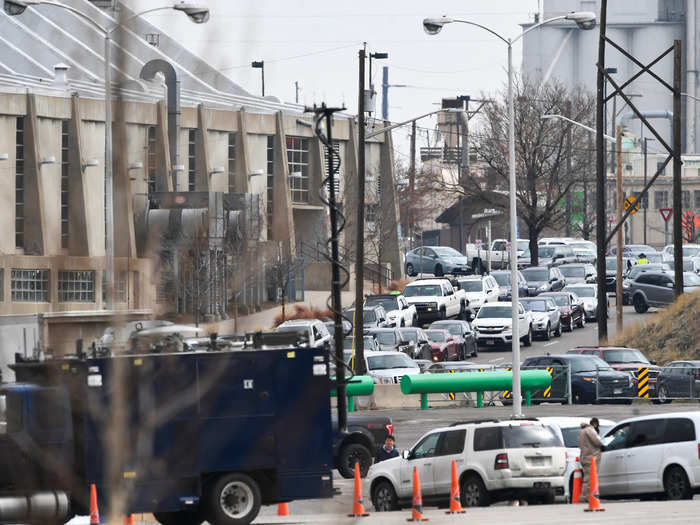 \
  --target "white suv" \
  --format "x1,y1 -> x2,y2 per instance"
368,419 -> 567,510
274,319 -> 331,348
456,275 -> 499,313
471,302 -> 533,348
